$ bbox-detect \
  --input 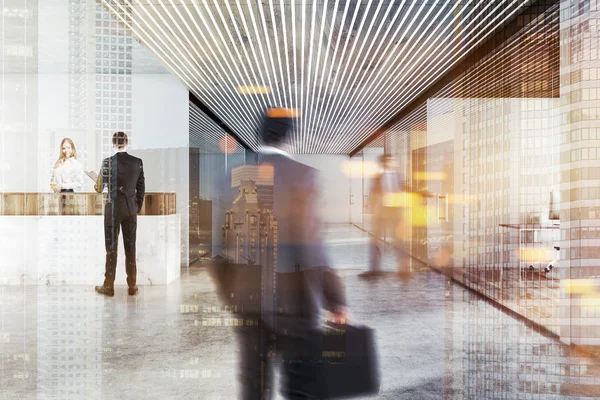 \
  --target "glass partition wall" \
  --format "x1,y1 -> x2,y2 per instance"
189,102 -> 248,262
351,0 -> 600,350
350,146 -> 384,232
